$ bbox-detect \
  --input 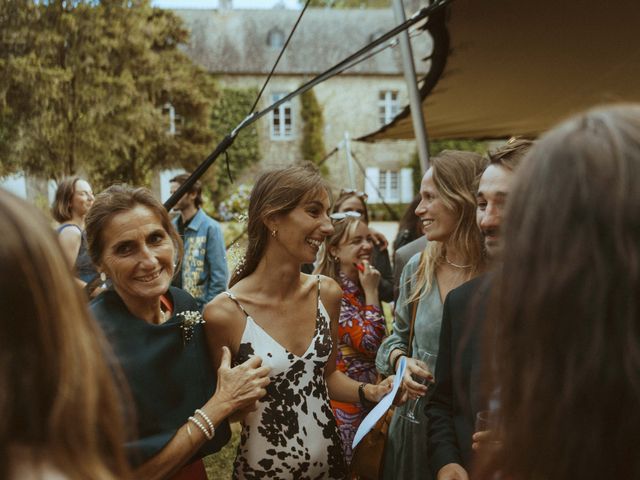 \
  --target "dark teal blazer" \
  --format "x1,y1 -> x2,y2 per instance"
91,286 -> 231,467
